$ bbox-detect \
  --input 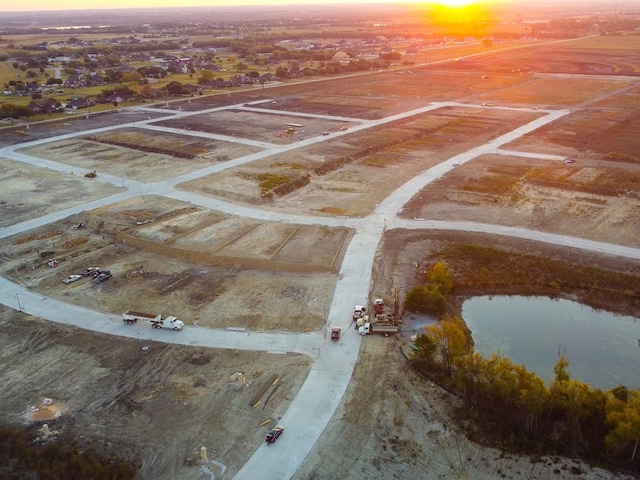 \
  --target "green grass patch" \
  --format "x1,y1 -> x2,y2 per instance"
241,172 -> 291,194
